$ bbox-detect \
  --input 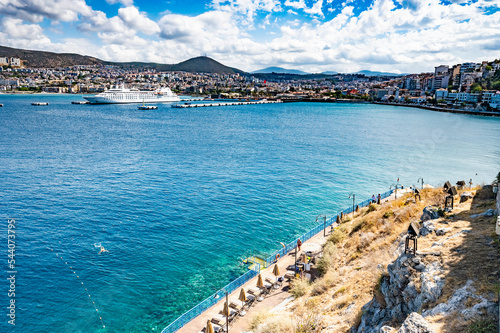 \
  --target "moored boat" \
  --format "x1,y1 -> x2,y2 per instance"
32,102 -> 49,106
